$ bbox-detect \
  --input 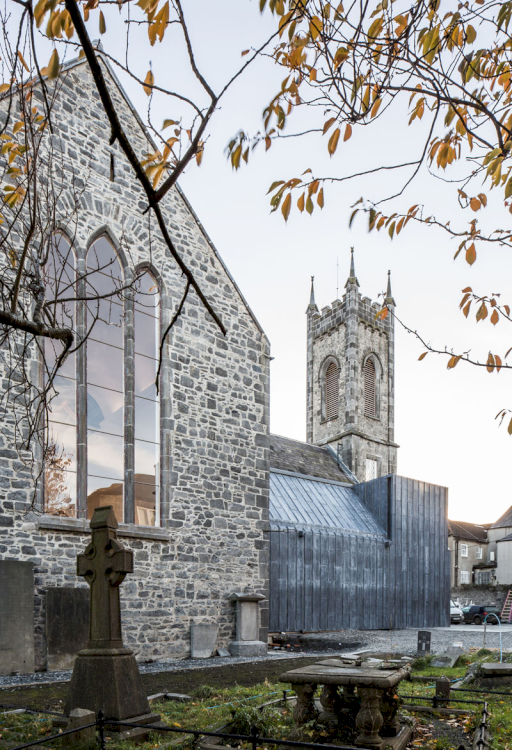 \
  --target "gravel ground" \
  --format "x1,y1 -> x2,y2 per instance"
1,625 -> 508,690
